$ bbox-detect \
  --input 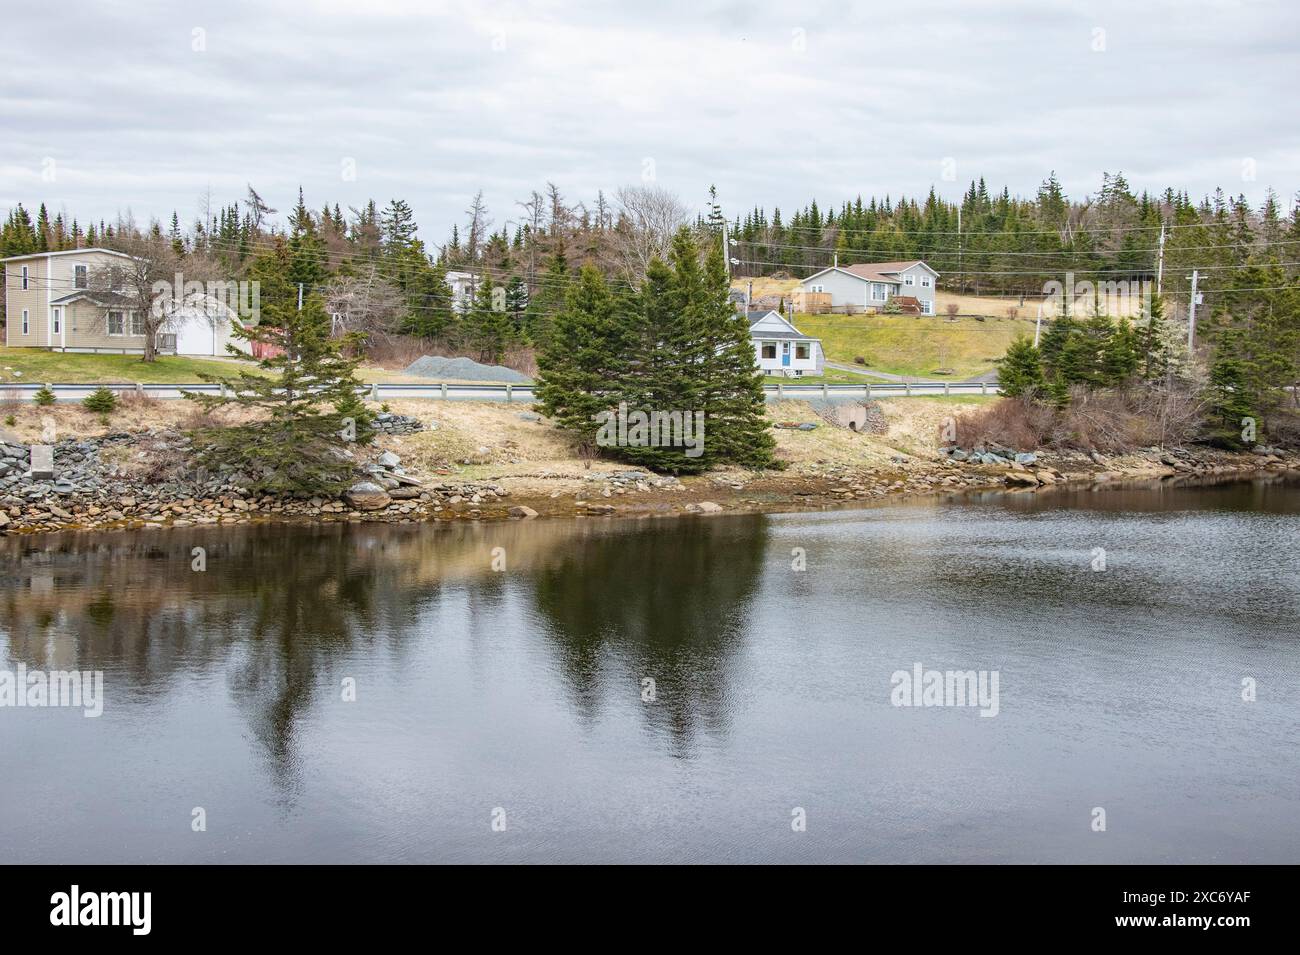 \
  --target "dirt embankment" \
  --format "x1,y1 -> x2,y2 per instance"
2,397 -> 1297,535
